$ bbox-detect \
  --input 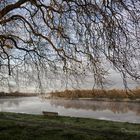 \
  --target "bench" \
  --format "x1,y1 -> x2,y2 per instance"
42,111 -> 58,116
